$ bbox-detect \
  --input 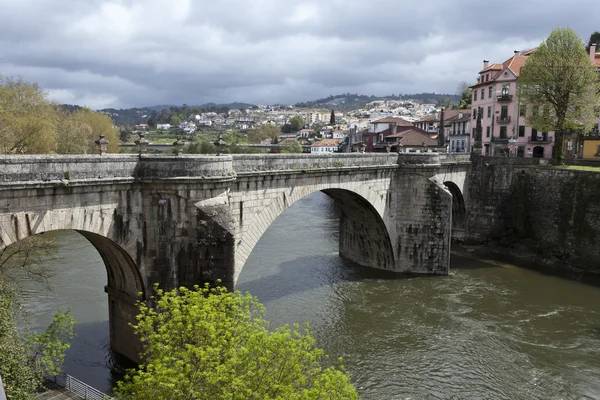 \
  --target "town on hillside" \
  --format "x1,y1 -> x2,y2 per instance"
112,43 -> 600,161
